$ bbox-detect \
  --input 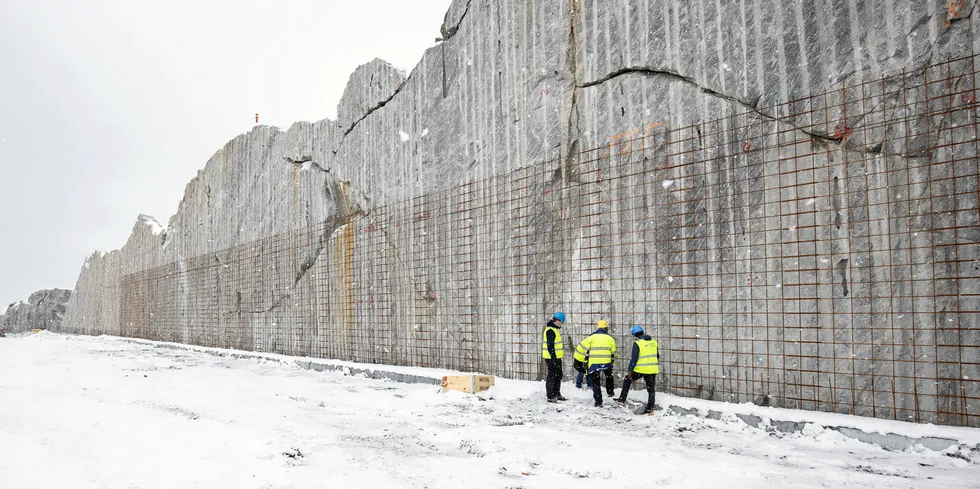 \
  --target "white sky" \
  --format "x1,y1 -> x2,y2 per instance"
0,0 -> 453,311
